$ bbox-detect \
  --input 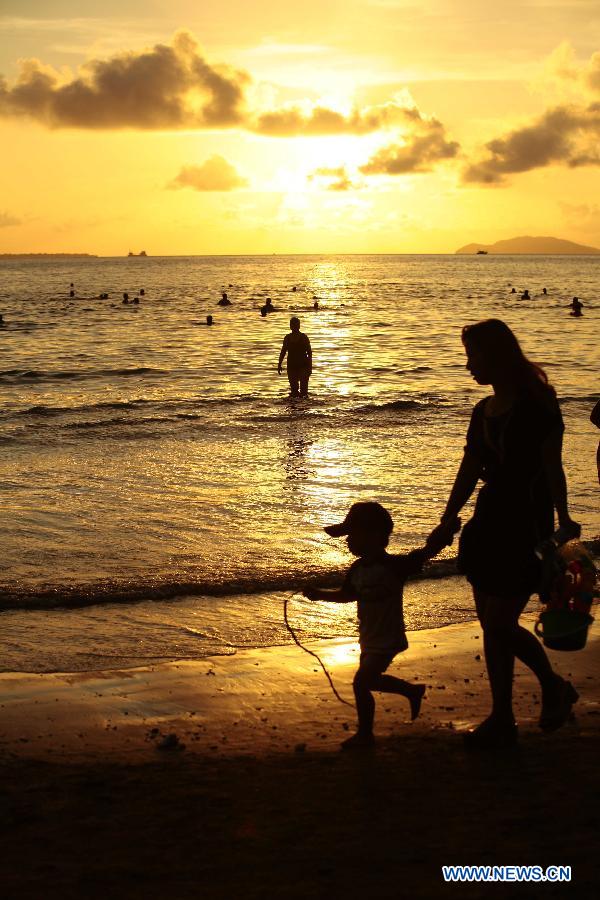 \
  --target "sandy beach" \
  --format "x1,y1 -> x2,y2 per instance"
1,606 -> 598,899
